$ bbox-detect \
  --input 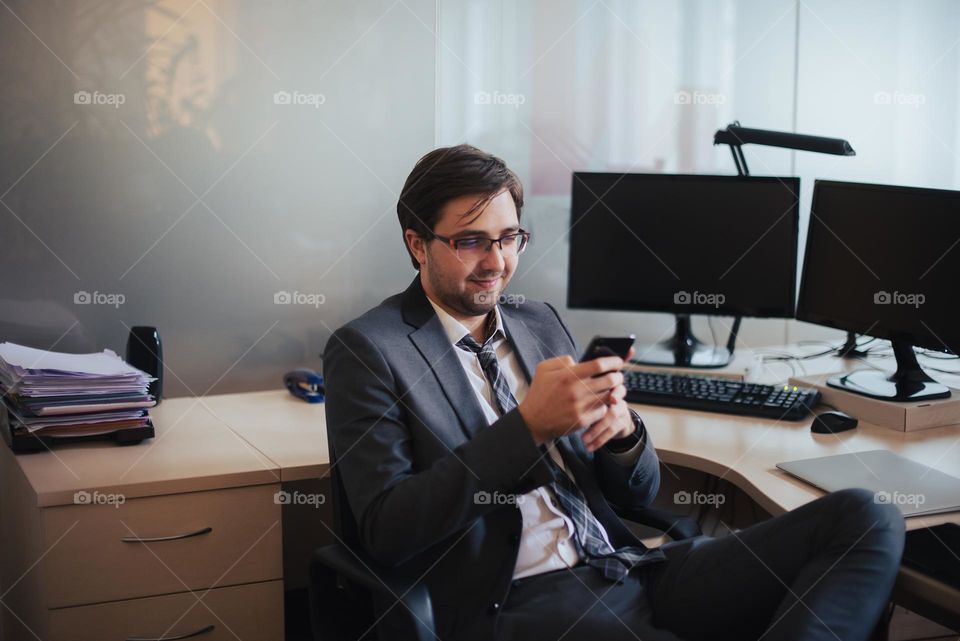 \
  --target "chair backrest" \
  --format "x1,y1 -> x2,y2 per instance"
325,434 -> 362,547
320,426 -> 436,641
